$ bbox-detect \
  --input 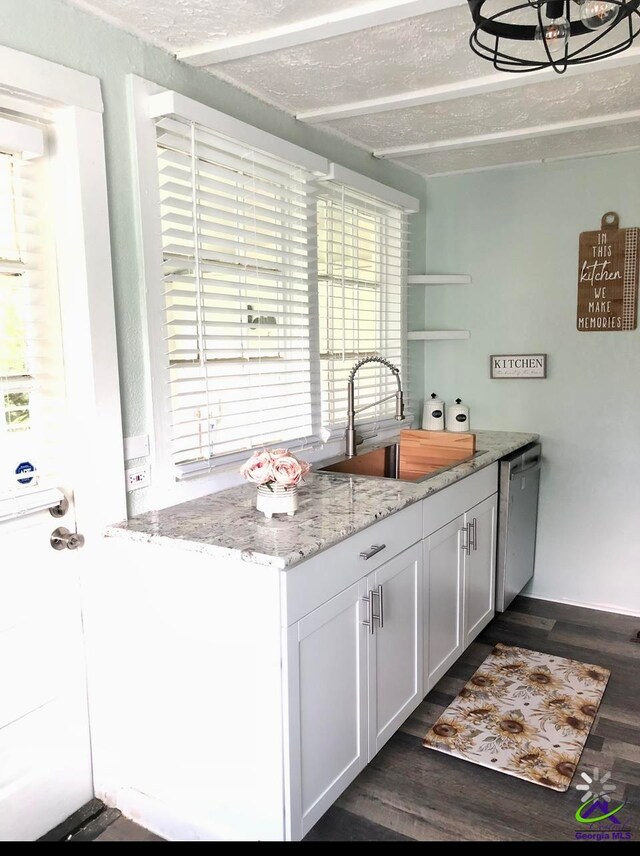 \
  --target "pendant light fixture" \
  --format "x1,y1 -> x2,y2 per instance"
468,0 -> 640,73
